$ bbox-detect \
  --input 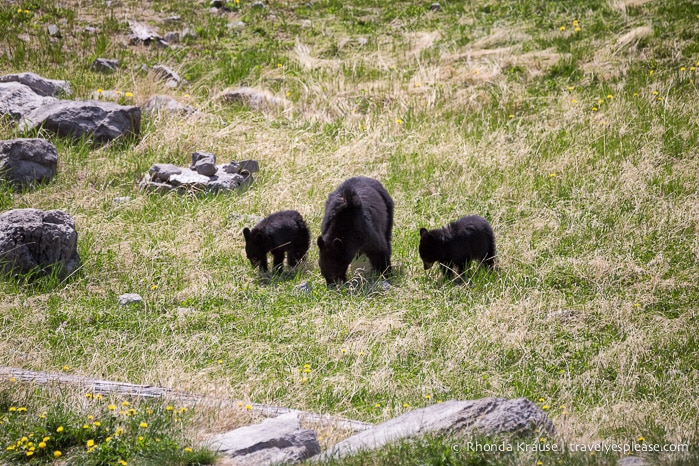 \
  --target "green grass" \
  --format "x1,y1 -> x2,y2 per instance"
1,0 -> 698,464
